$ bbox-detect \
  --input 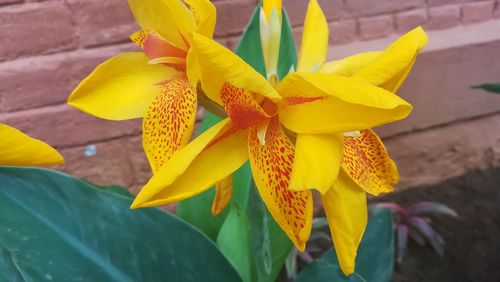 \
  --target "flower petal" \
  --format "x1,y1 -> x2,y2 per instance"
143,77 -> 197,172
220,83 -> 276,129
341,129 -> 399,196
297,0 -> 328,72
128,0 -> 194,50
321,170 -> 367,275
352,27 -> 428,92
185,0 -> 216,38
0,123 -> 63,166
131,120 -> 248,208
319,52 -> 381,76
248,118 -> 313,251
131,29 -> 188,60
263,0 -> 282,20
212,175 -> 233,216
277,72 -> 412,134
68,52 -> 178,120
190,33 -> 281,106
289,133 -> 343,194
